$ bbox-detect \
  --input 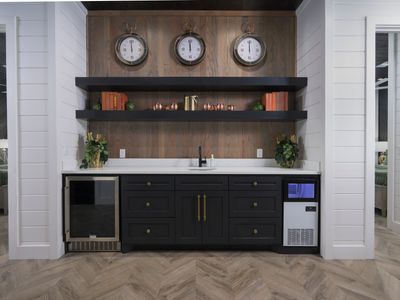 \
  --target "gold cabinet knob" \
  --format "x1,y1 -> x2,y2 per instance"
253,228 -> 258,235
252,202 -> 258,208
252,181 -> 258,187
146,181 -> 152,186
145,201 -> 151,207
145,228 -> 151,234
